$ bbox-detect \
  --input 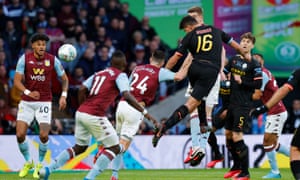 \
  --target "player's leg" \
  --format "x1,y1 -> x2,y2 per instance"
224,107 -> 241,178
85,116 -> 122,180
290,127 -> 300,180
16,101 -> 35,178
231,107 -> 250,180
111,101 -> 142,180
34,102 -> 52,179
39,111 -> 92,179
262,111 -> 288,178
